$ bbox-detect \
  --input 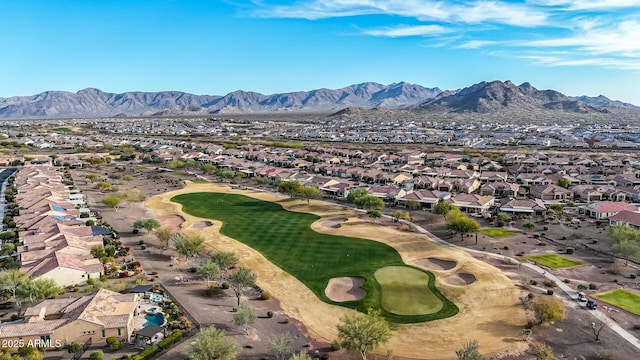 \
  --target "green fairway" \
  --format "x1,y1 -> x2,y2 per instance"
480,228 -> 517,238
190,179 -> 210,184
593,289 -> 640,315
527,254 -> 582,269
172,192 -> 458,323
374,266 -> 443,316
